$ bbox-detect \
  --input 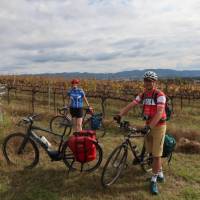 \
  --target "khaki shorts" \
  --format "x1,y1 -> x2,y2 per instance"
144,125 -> 166,157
